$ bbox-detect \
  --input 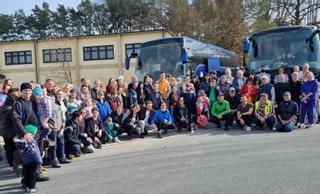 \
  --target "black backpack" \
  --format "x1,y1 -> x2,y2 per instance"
0,105 -> 13,137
